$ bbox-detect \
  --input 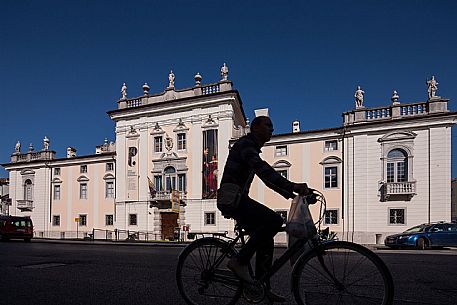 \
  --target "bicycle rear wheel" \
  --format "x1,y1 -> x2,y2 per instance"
176,237 -> 242,305
292,241 -> 394,305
